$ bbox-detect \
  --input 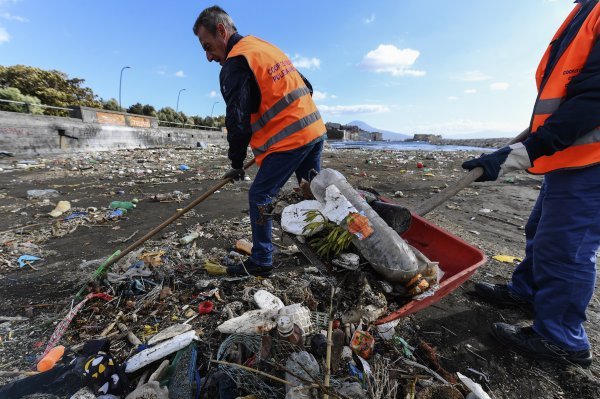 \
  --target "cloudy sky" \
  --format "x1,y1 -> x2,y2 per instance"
0,0 -> 575,137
